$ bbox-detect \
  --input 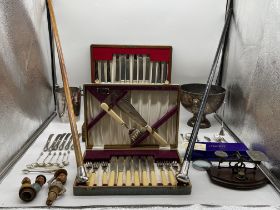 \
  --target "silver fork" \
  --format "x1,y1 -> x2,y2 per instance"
101,161 -> 108,186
